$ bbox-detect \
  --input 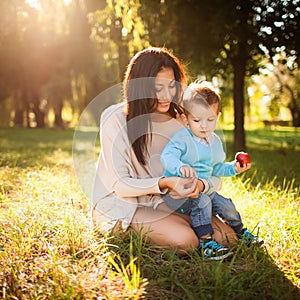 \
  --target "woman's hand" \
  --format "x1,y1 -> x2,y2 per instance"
159,176 -> 199,199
